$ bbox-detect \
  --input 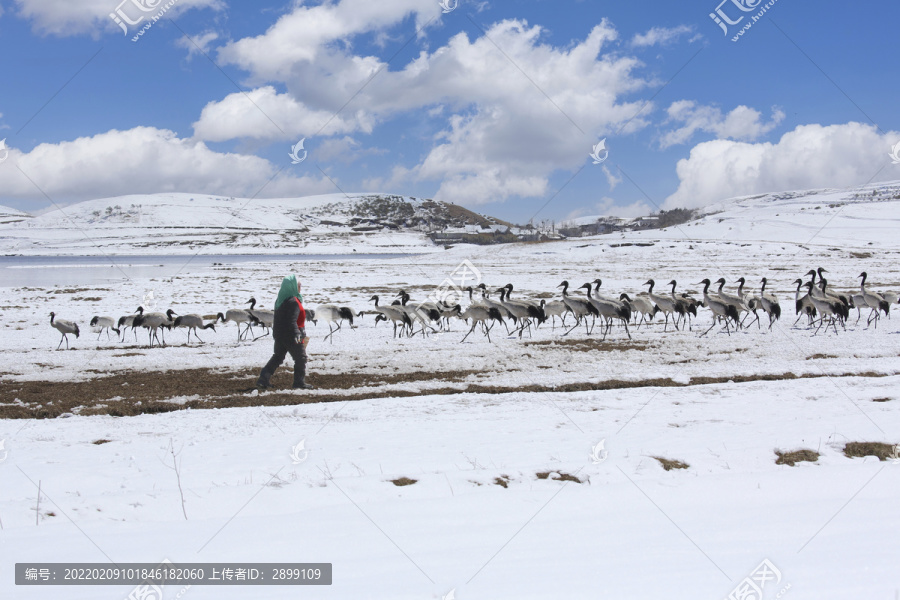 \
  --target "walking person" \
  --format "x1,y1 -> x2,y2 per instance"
256,275 -> 315,390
